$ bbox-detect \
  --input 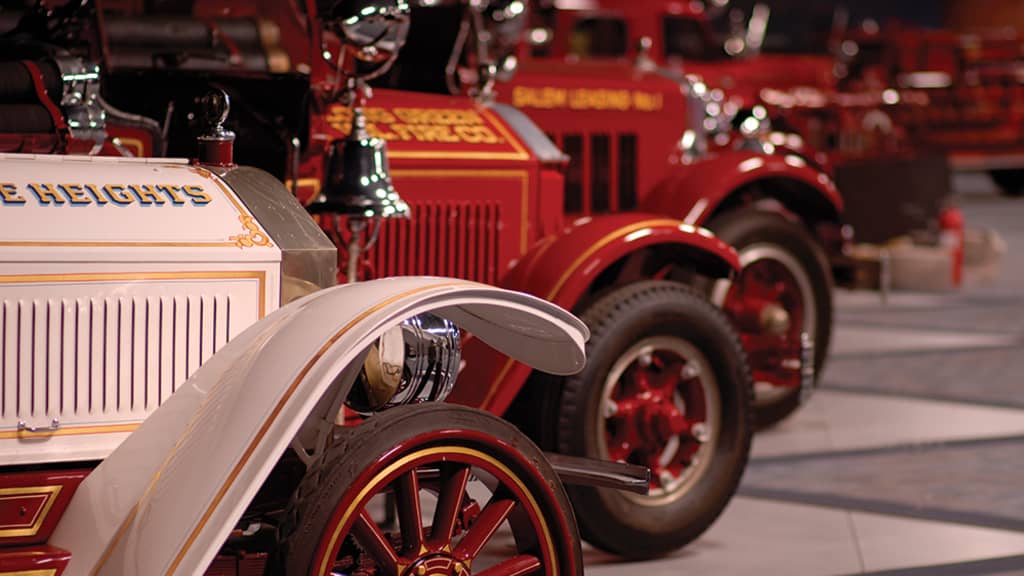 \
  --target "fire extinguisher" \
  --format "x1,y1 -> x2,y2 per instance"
939,206 -> 965,287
